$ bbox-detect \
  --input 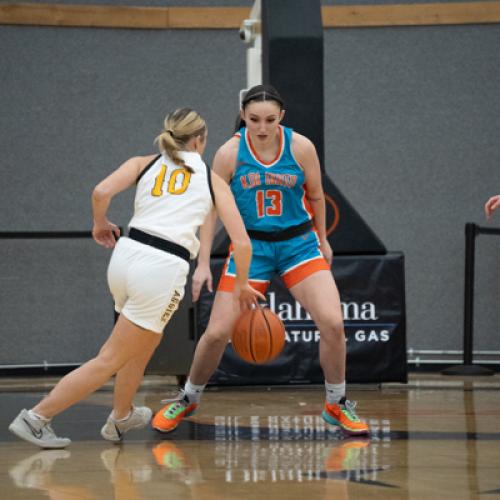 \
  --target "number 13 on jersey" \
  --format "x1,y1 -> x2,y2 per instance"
256,189 -> 282,217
